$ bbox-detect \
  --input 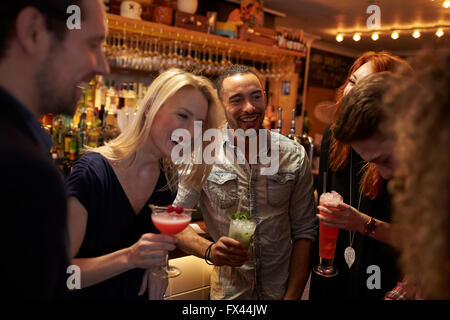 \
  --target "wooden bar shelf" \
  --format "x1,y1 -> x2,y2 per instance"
106,13 -> 306,61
